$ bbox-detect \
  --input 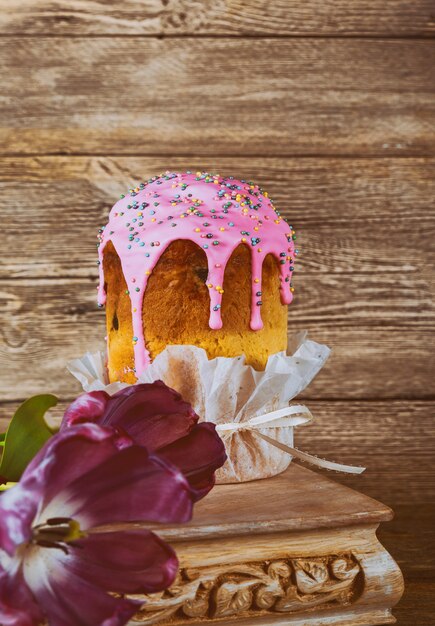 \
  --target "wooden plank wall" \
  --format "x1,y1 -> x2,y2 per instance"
0,3 -> 434,623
